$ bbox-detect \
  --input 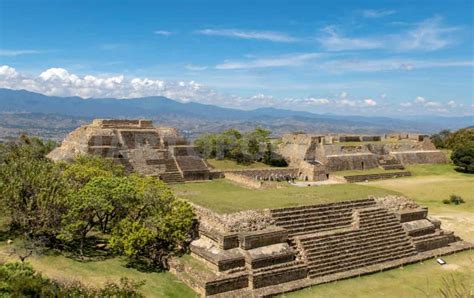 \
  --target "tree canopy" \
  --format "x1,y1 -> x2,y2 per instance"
0,135 -> 195,267
194,127 -> 286,166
